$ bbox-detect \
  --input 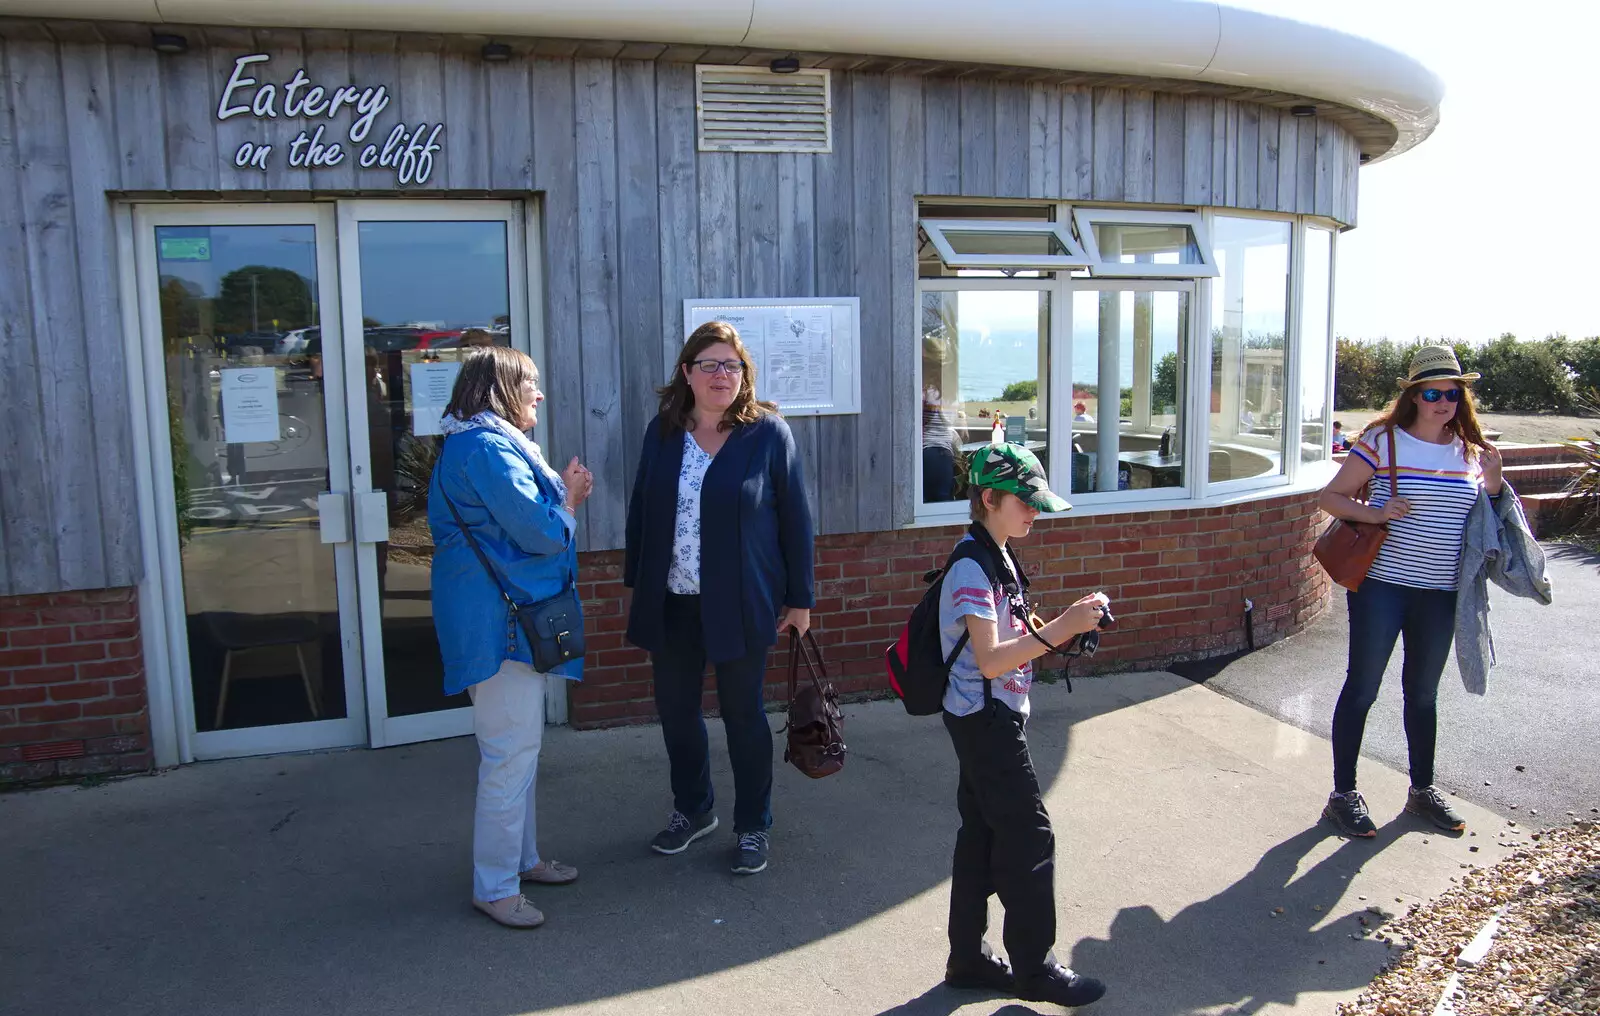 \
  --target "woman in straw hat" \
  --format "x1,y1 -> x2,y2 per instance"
1315,345 -> 1502,838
